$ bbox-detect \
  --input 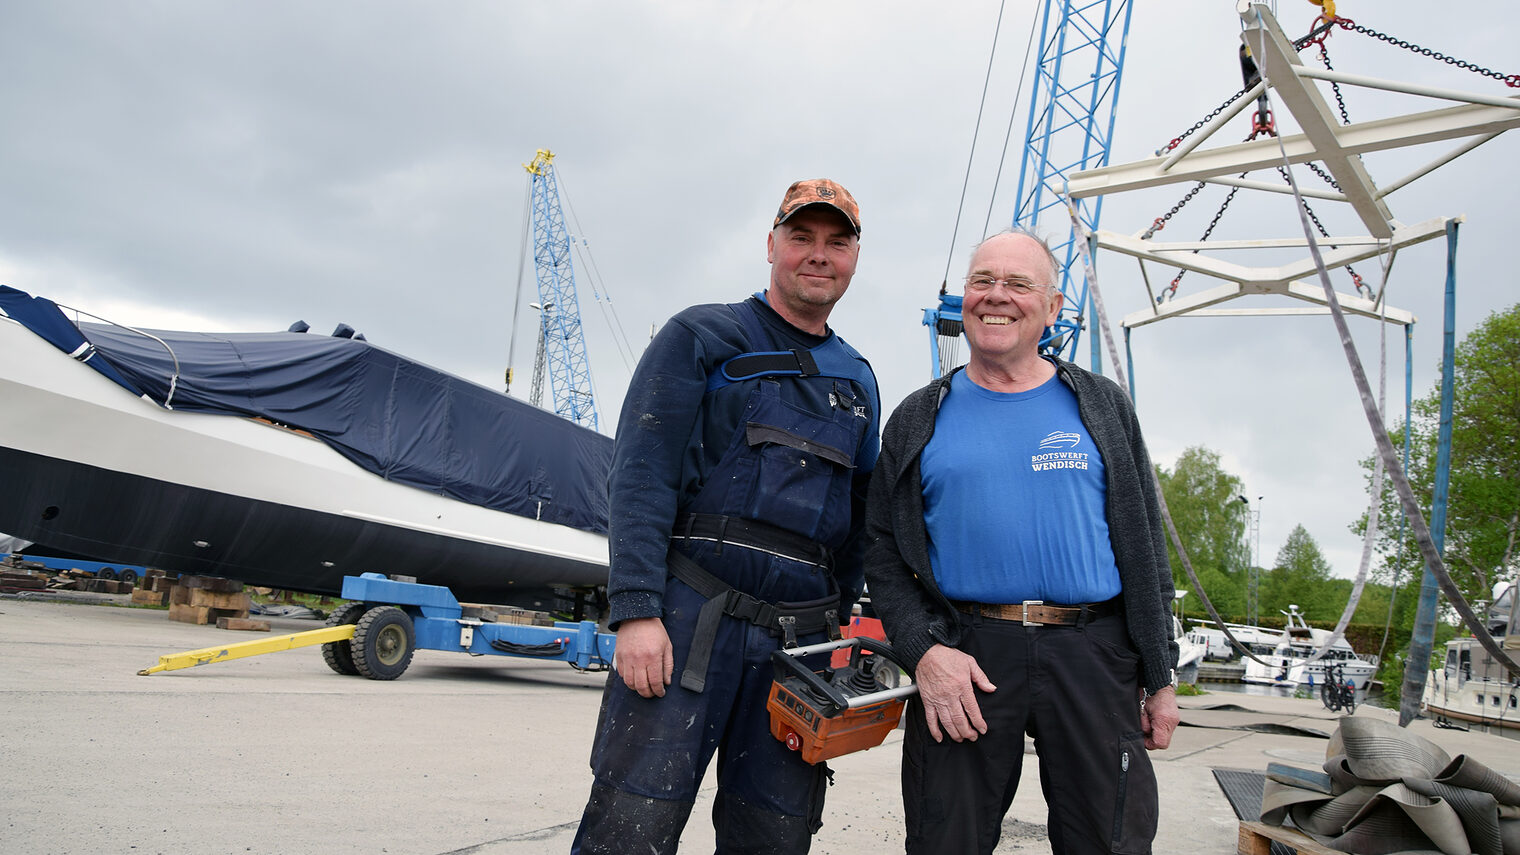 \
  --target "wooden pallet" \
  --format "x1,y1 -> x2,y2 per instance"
216,616 -> 270,632
1238,821 -> 1346,855
166,576 -> 250,624
131,588 -> 170,606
